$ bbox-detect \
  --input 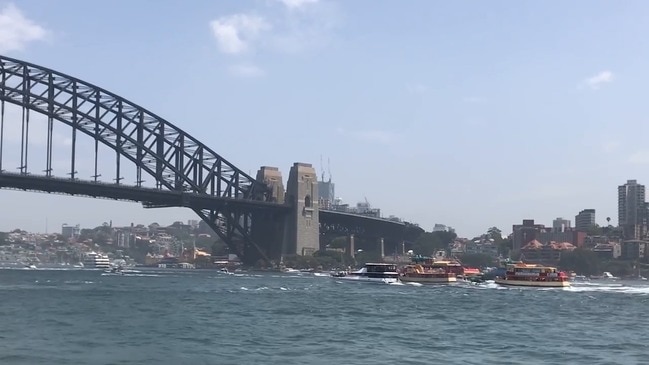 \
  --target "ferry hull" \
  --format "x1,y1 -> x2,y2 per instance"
400,275 -> 457,284
494,278 -> 570,288
333,275 -> 399,284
